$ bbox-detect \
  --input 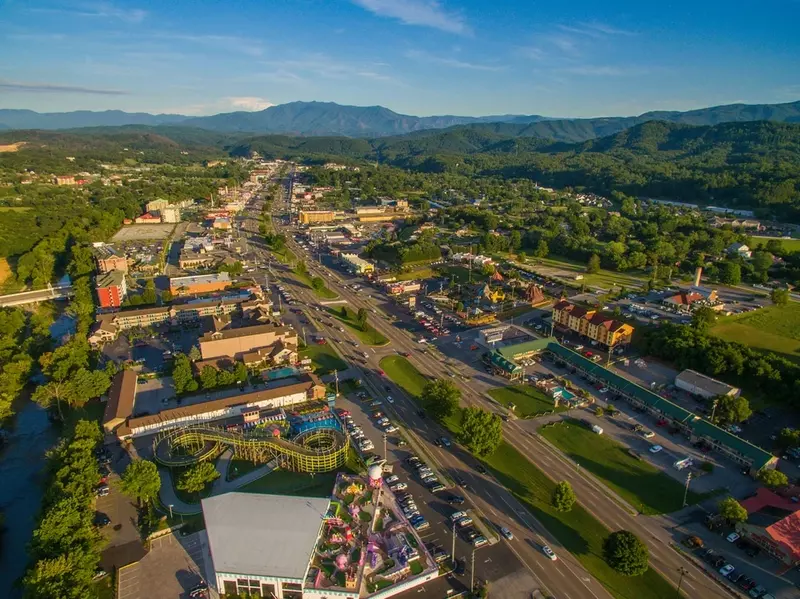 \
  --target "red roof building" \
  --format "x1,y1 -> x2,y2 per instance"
738,488 -> 800,567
